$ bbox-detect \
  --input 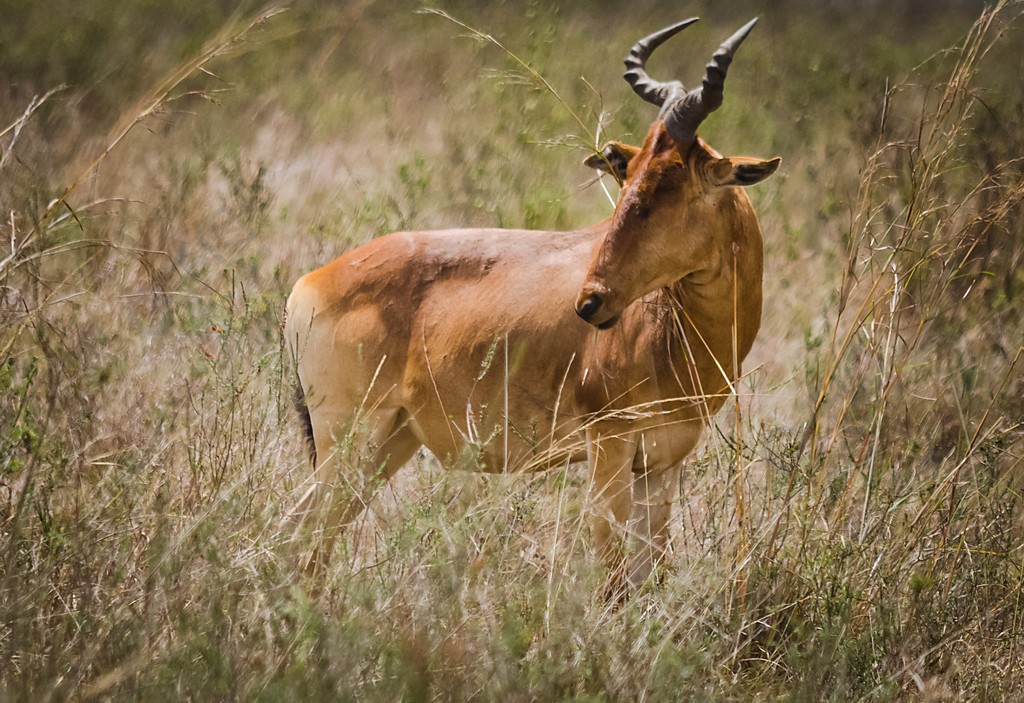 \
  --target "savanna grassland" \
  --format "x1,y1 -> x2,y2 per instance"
2,0 -> 1023,700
